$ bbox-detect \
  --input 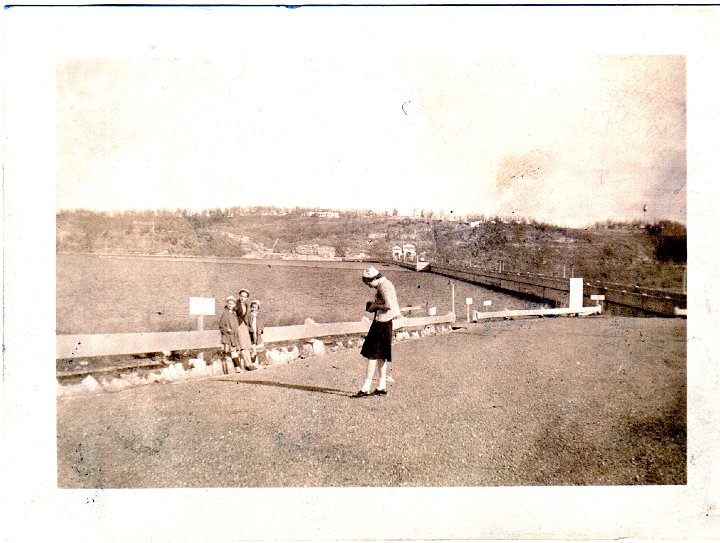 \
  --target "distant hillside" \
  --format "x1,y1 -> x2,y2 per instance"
56,208 -> 686,290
